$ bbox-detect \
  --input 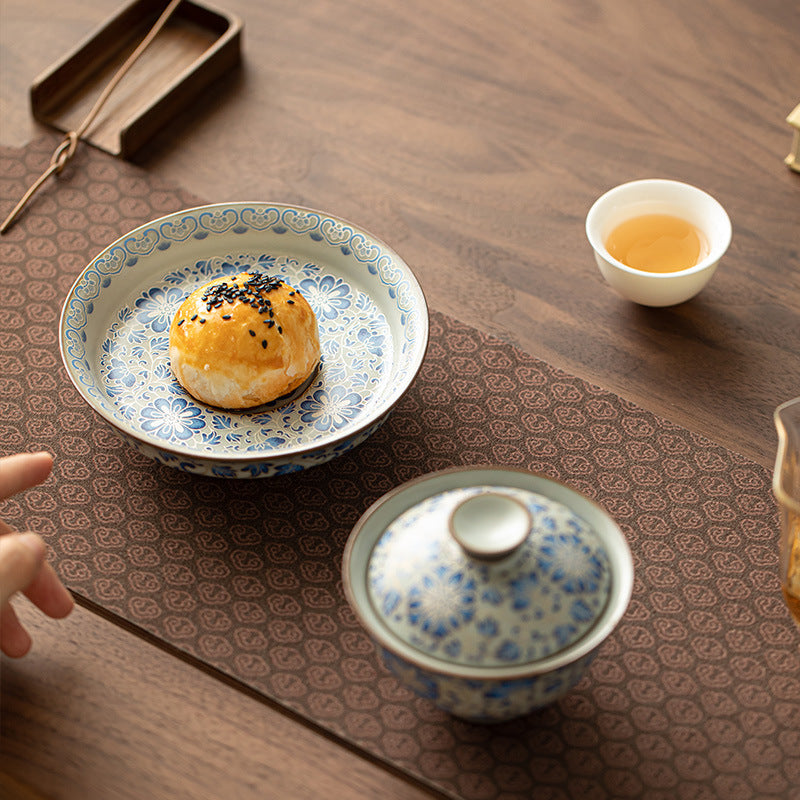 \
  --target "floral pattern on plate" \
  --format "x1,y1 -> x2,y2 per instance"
99,253 -> 389,449
60,203 -> 428,477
